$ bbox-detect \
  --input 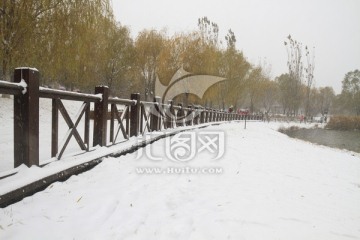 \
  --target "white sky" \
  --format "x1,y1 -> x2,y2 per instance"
112,0 -> 360,93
